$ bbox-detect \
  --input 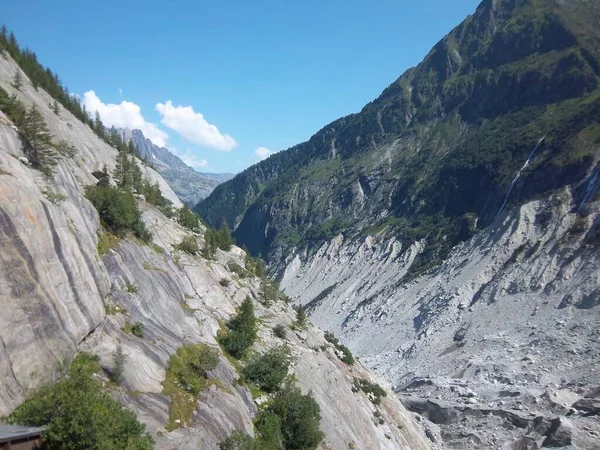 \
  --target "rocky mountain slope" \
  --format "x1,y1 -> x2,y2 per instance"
197,0 -> 600,447
0,51 -> 429,449
118,127 -> 234,207
198,0 -> 600,266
